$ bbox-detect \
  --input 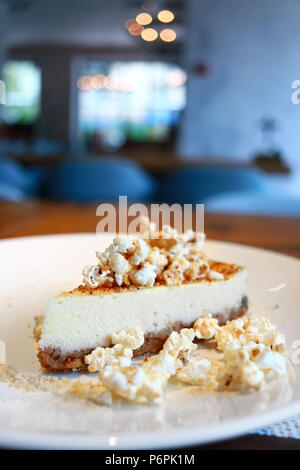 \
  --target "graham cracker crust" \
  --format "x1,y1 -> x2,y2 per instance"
37,296 -> 248,371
